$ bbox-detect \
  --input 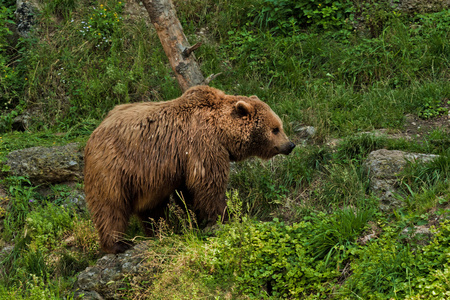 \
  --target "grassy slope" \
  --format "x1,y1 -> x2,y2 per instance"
0,0 -> 449,299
